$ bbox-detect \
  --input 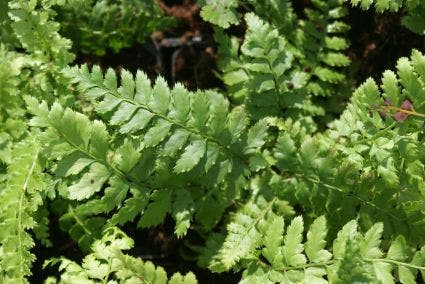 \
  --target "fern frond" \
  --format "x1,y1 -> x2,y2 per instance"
346,0 -> 412,12
64,65 -> 267,182
218,13 -> 314,123
203,215 -> 425,283
8,0 -> 74,65
25,90 -> 264,239
250,0 -> 296,36
45,226 -> 198,283
199,189 -> 295,272
269,50 -> 425,243
0,136 -> 45,283
296,0 -> 351,98
198,0 -> 240,29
